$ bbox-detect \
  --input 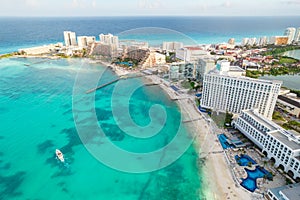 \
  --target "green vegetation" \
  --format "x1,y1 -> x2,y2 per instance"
272,111 -> 285,122
0,53 -> 17,59
279,56 -> 298,64
246,70 -> 261,78
210,111 -> 233,128
166,52 -> 176,63
263,45 -> 300,56
245,65 -> 300,78
282,120 -> 300,132
224,111 -> 233,127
